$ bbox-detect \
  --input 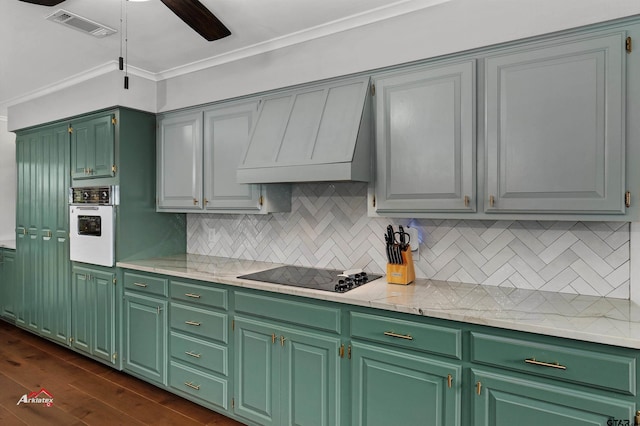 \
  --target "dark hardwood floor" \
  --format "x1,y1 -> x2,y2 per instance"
0,320 -> 245,425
